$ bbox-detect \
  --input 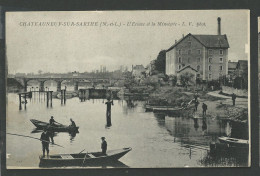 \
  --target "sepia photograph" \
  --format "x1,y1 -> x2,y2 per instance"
5,10 -> 250,168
